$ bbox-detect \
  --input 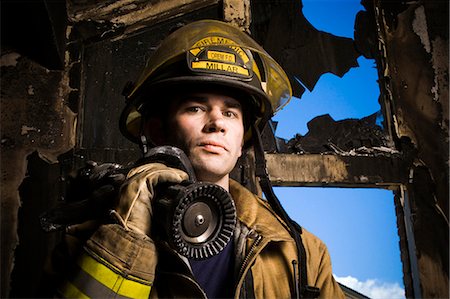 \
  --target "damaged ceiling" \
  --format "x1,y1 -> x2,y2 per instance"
251,0 -> 362,98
